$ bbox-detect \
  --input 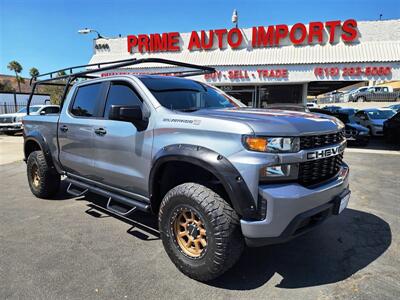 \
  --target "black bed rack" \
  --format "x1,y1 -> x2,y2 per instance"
27,58 -> 216,114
